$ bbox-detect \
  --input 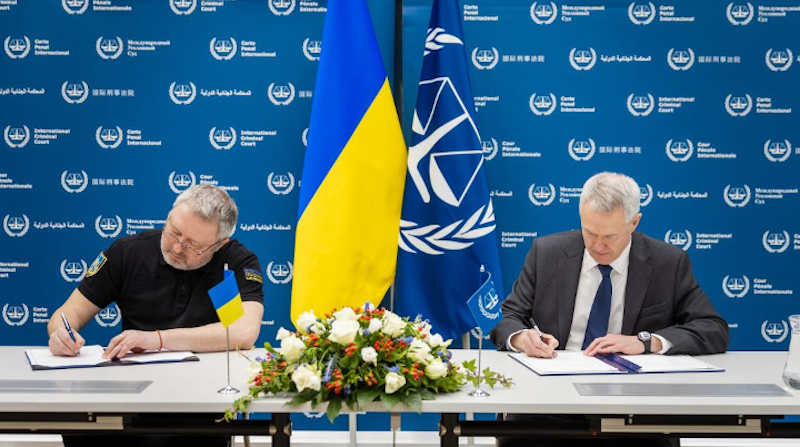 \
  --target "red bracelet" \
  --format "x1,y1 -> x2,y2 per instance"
156,329 -> 163,351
